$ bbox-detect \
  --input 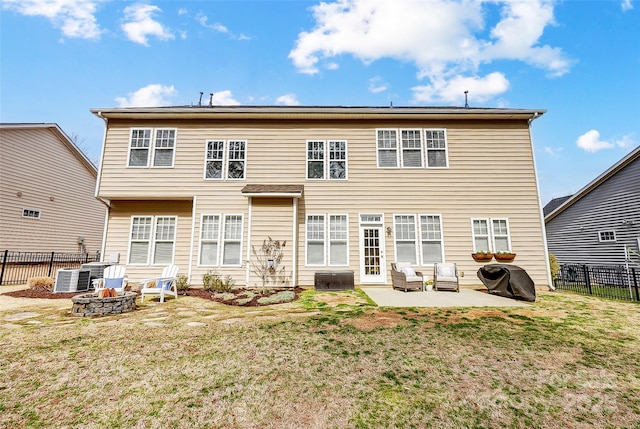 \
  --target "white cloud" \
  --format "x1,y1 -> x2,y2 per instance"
1,0 -> 102,39
614,133 -> 637,148
115,84 -> 176,107
121,4 -> 174,46
576,130 -> 614,153
412,72 -> 510,104
621,0 -> 634,11
196,13 -> 250,40
289,0 -> 571,103
210,90 -> 241,106
276,94 -> 300,106
368,77 -> 388,94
